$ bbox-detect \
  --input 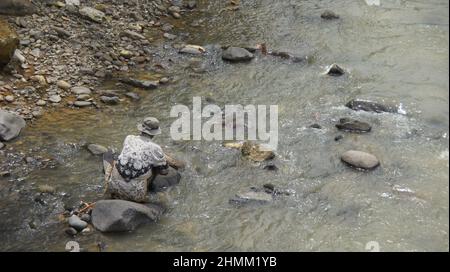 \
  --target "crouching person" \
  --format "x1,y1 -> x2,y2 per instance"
103,117 -> 169,203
